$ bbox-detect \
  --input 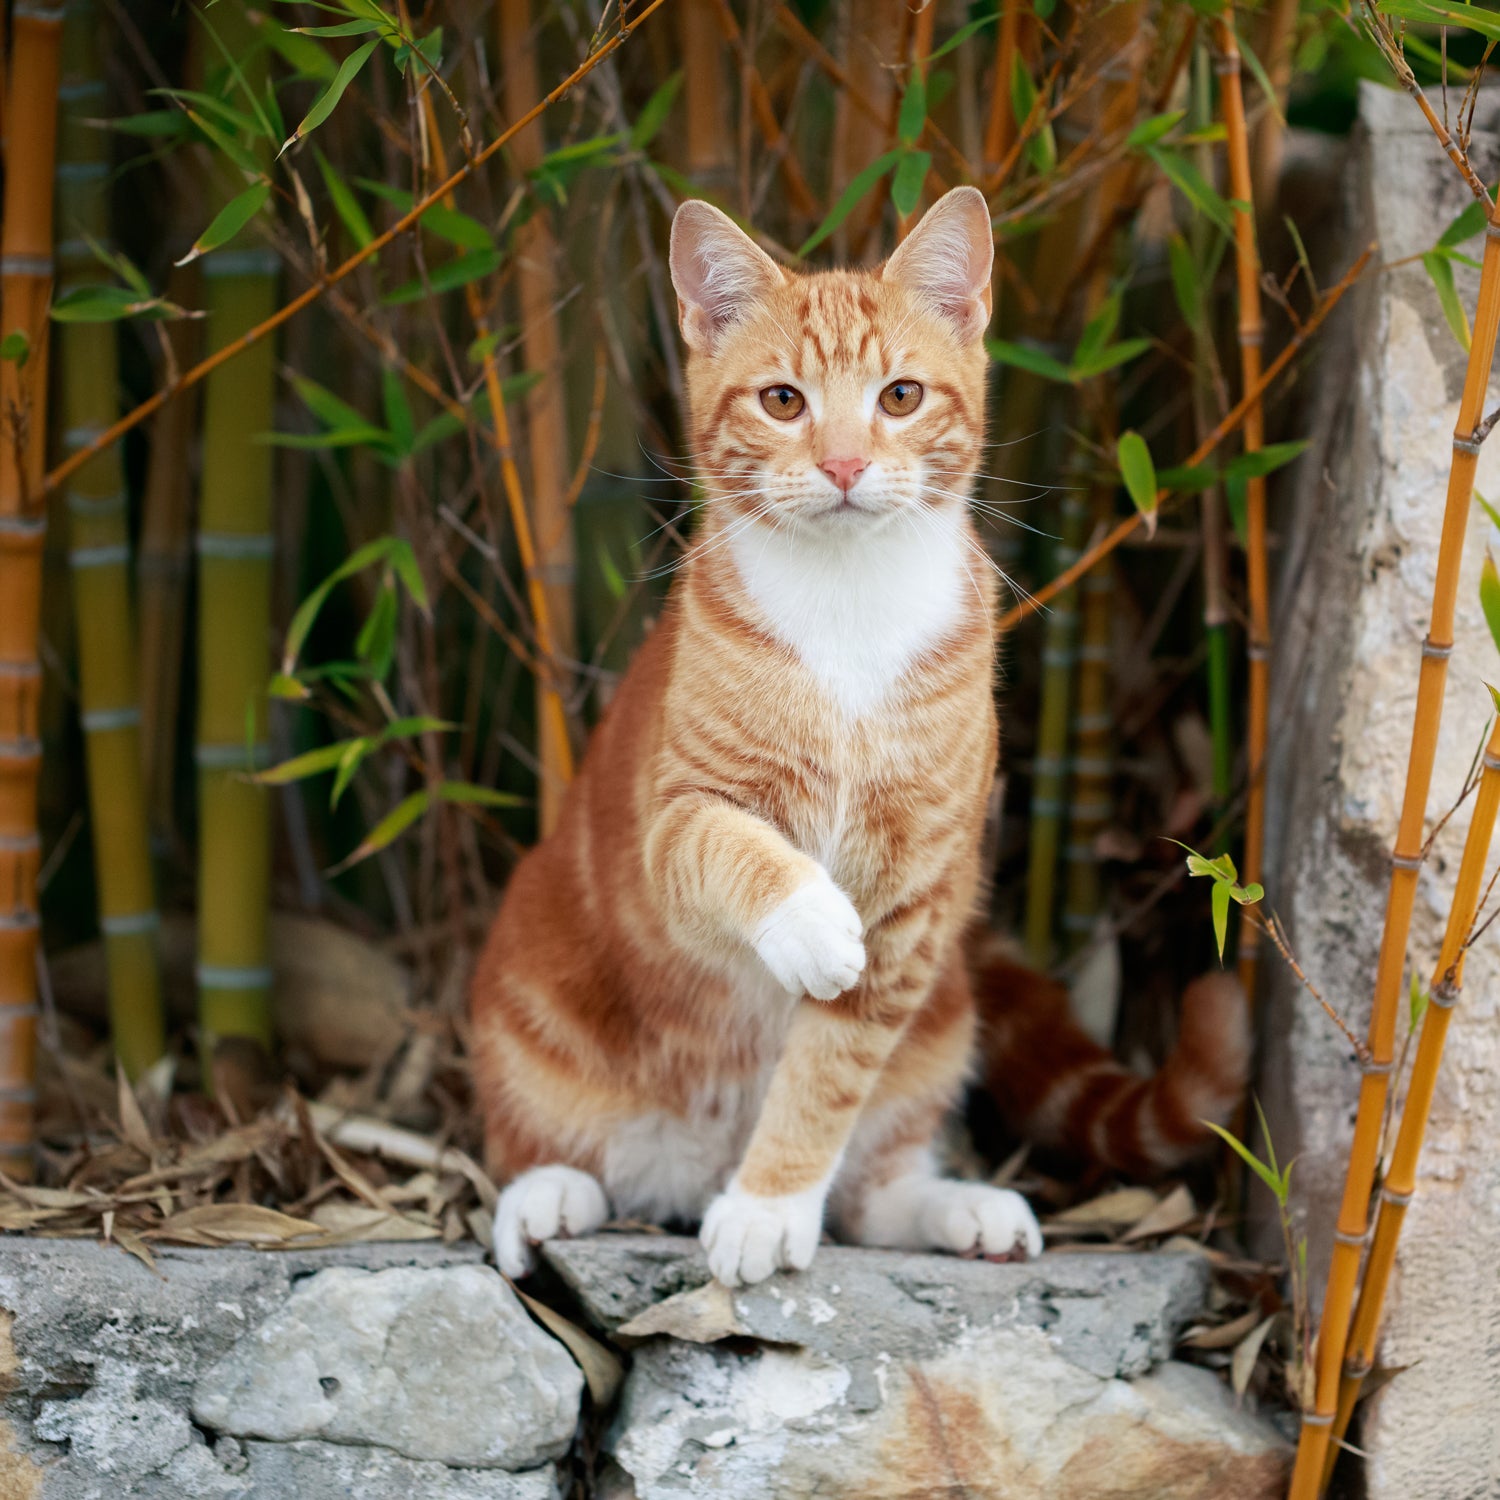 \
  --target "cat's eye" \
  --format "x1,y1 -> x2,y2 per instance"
760,385 -> 805,420
879,380 -> 923,417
